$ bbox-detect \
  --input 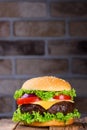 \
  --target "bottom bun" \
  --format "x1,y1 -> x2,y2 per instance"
22,119 -> 74,127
